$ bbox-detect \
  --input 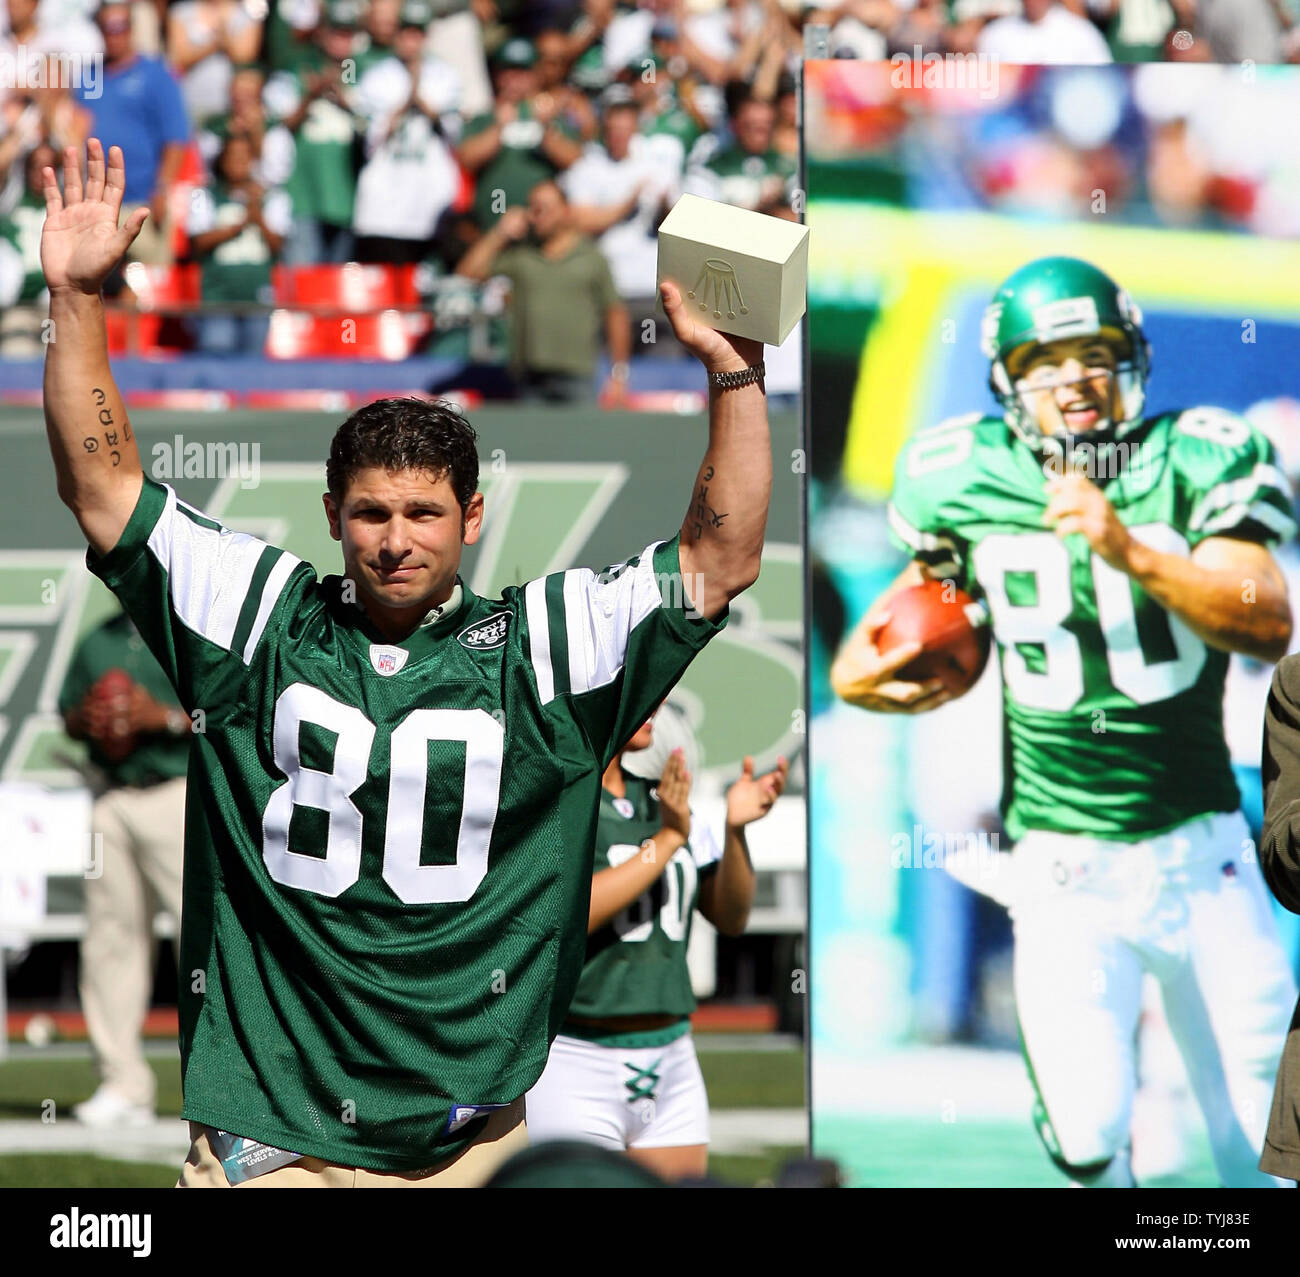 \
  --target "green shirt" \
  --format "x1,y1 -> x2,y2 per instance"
462,102 -> 580,229
496,235 -> 619,378
703,143 -> 796,212
57,610 -> 188,787
567,772 -> 718,1021
889,407 -> 1295,841
87,477 -> 725,1171
0,192 -> 48,303
266,64 -> 361,228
